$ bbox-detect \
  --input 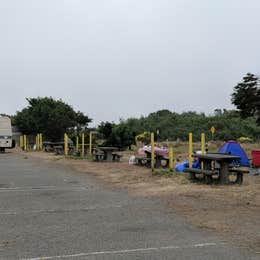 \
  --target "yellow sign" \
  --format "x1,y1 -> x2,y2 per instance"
210,126 -> 215,134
